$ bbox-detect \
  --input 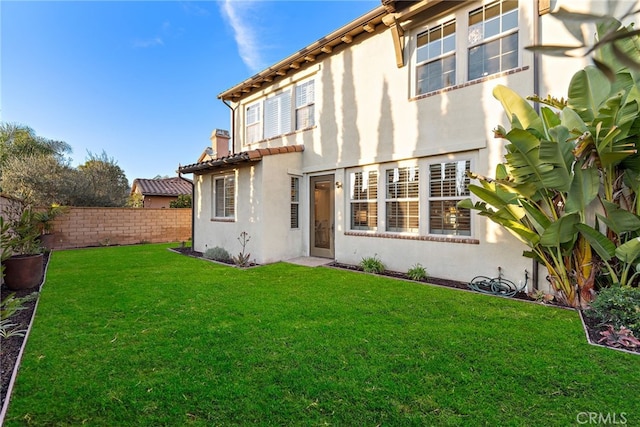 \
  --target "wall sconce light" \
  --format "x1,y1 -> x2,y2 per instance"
335,181 -> 343,189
